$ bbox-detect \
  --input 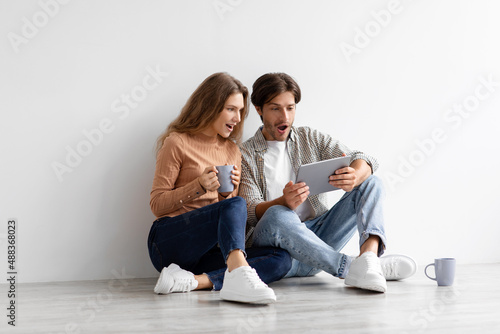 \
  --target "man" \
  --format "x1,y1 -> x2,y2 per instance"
239,73 -> 415,292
